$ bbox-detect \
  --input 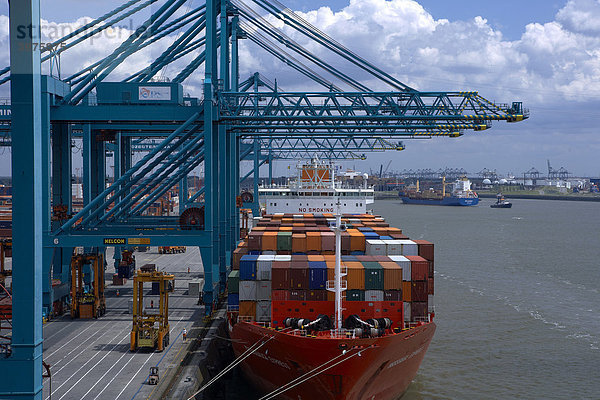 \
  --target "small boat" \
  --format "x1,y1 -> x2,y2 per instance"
490,193 -> 512,208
